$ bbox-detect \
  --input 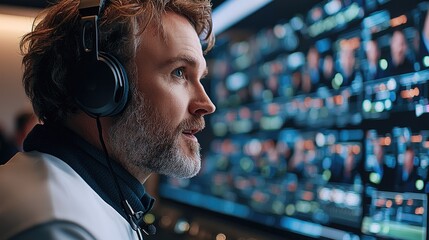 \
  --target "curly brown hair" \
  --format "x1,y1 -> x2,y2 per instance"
20,0 -> 214,123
